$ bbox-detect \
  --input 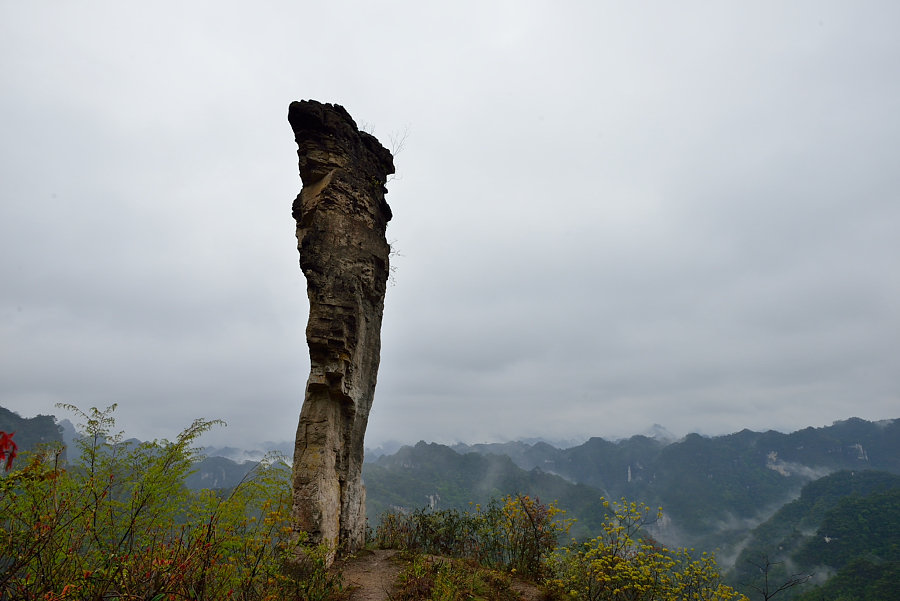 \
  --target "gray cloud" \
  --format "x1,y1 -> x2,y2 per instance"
2,2 -> 898,449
